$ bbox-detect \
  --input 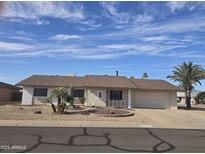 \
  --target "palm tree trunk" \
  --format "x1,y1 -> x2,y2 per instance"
186,89 -> 191,108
